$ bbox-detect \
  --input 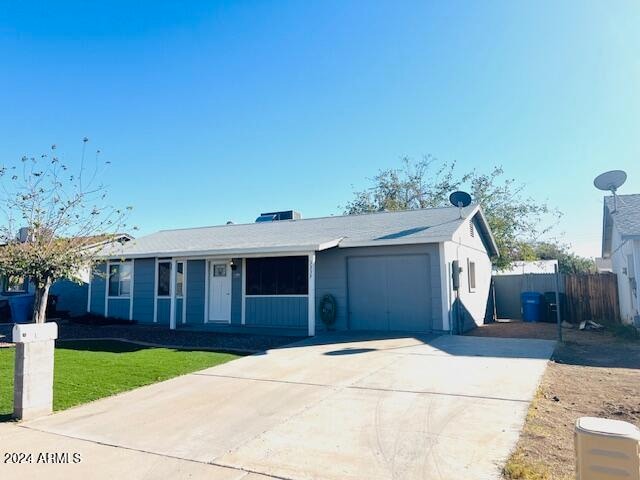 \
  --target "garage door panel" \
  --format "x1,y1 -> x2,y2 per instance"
347,257 -> 388,330
347,254 -> 431,332
386,255 -> 431,331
